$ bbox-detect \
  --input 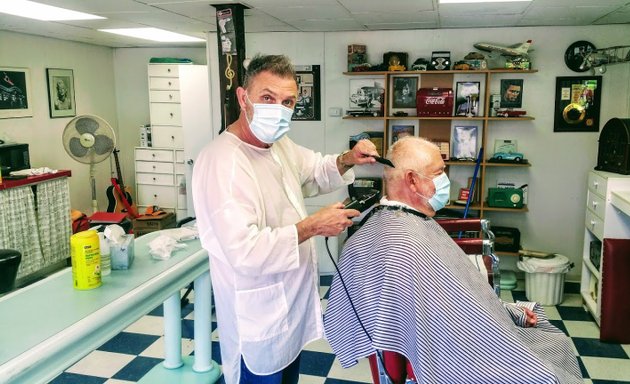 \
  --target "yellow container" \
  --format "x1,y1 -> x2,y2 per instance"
70,230 -> 102,290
